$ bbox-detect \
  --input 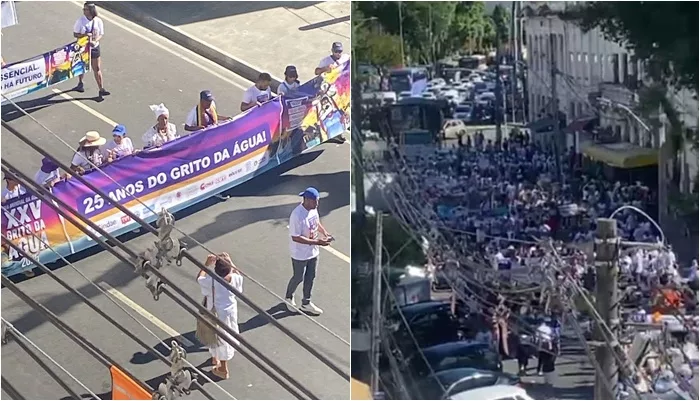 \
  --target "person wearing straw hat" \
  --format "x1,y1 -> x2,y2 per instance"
70,131 -> 110,175
143,103 -> 179,148
34,157 -> 68,188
